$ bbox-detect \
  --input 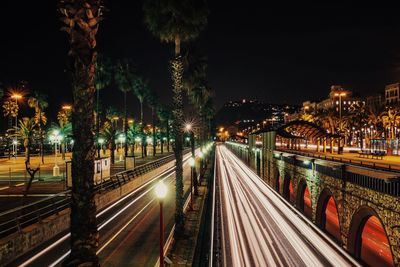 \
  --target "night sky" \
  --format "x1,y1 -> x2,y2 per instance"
1,2 -> 400,124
